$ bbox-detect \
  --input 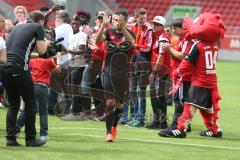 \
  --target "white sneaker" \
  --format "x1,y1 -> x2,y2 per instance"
40,136 -> 49,141
61,113 -> 76,120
